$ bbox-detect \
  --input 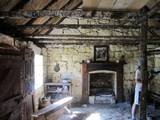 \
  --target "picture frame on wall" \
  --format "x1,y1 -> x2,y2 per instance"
94,45 -> 108,62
